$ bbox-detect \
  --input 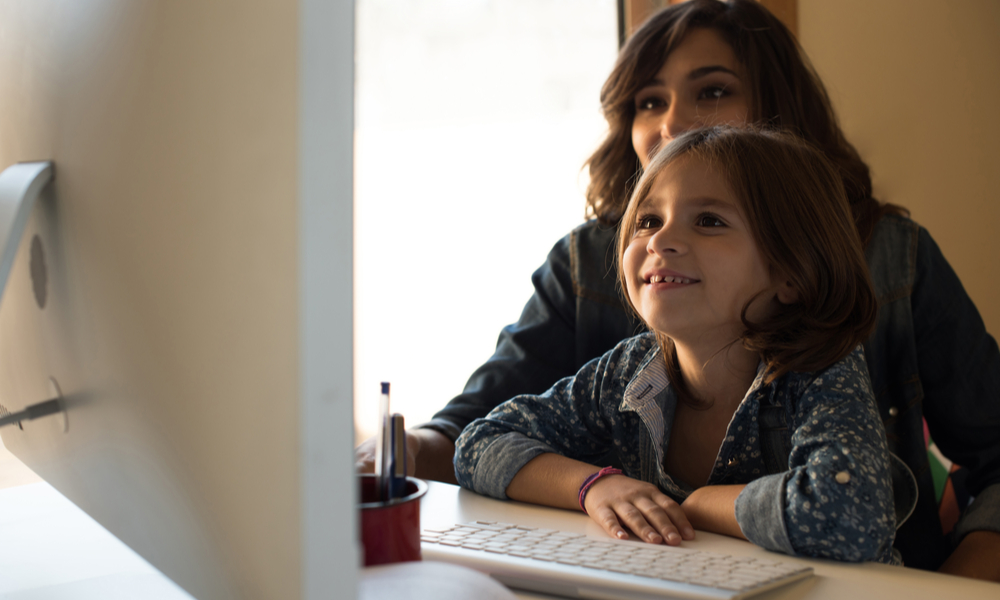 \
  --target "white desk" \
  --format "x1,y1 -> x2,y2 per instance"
419,480 -> 1000,600
2,435 -> 998,600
